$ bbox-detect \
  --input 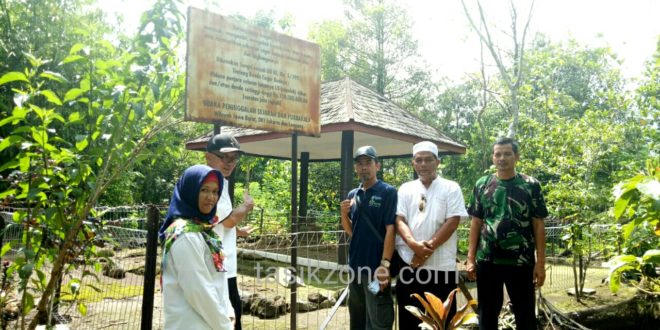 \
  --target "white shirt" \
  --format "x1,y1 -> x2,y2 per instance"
395,177 -> 468,271
162,232 -> 234,330
213,178 -> 237,278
